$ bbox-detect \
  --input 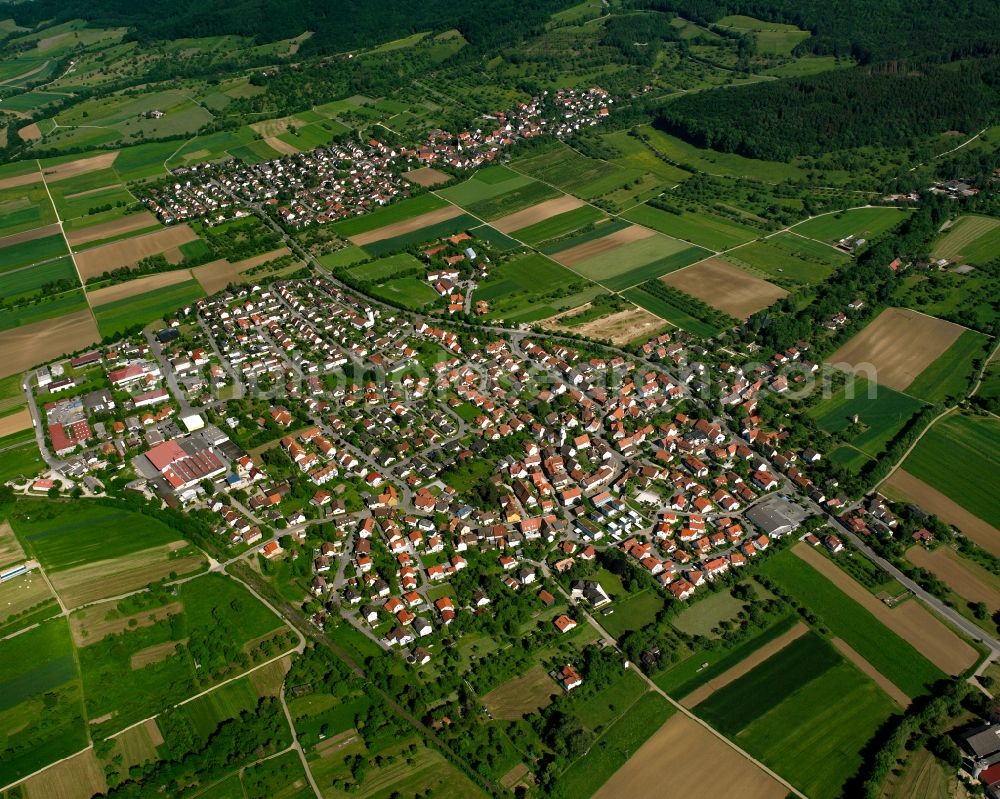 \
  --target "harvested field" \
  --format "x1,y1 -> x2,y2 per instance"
681,623 -> 807,707
594,712 -> 786,799
828,307 -> 965,392
0,520 -> 27,568
0,571 -> 53,620
191,247 -> 291,293
65,212 -> 159,247
263,135 -> 299,155
491,195 -> 585,234
404,167 -> 451,186
43,152 -> 118,182
87,270 -> 193,307
69,601 -> 183,647
130,639 -> 184,670
0,309 -> 99,379
907,545 -> 1000,611
481,664 -> 558,719
17,123 -> 41,142
0,170 -> 41,191
349,205 -> 463,245
22,748 -> 107,799
49,543 -> 205,609
0,408 -> 32,436
0,222 -> 61,249
793,543 -> 976,674
552,224 -> 655,267
74,225 -> 198,280
830,638 -> 909,707
547,306 -> 665,345
662,258 -> 788,319
882,469 -> 1000,557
